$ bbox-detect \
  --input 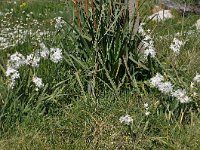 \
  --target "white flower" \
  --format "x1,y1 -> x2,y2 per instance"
6,53 -> 24,89
50,48 -> 63,63
150,73 -> 164,87
39,43 -> 49,59
193,74 -> 200,83
192,92 -> 197,96
170,38 -> 184,54
144,103 -> 149,109
138,23 -> 157,59
142,36 -> 156,58
10,71 -> 20,80
9,52 -> 25,69
144,104 -> 150,116
190,82 -> 195,89
138,23 -> 146,36
40,50 -> 49,59
6,67 -> 20,89
144,35 -> 151,41
157,81 -> 173,94
119,115 -> 133,125
145,111 -> 151,116
150,73 -> 192,103
6,67 -> 18,76
171,89 -> 191,103
25,53 -> 40,67
144,47 -> 156,58
32,76 -> 44,89
55,17 -> 66,30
